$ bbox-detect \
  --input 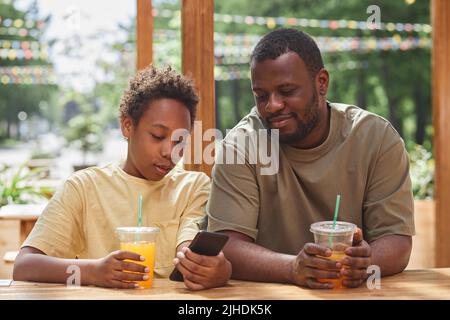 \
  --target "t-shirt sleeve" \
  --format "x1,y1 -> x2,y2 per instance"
206,141 -> 260,240
176,173 -> 211,247
21,179 -> 85,258
363,124 -> 415,243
